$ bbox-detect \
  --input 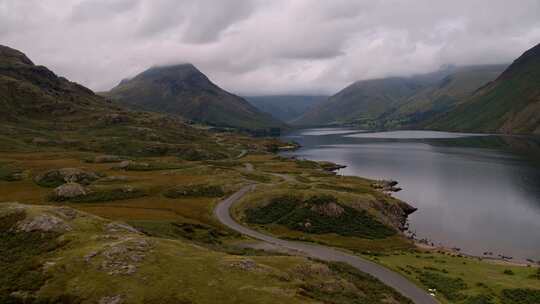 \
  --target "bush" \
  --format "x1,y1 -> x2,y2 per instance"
163,184 -> 224,198
501,288 -> 540,304
464,295 -> 495,304
0,163 -> 22,182
245,194 -> 396,239
417,271 -> 467,301
504,269 -> 515,275
245,195 -> 301,224
0,212 -> 66,298
49,187 -> 146,203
